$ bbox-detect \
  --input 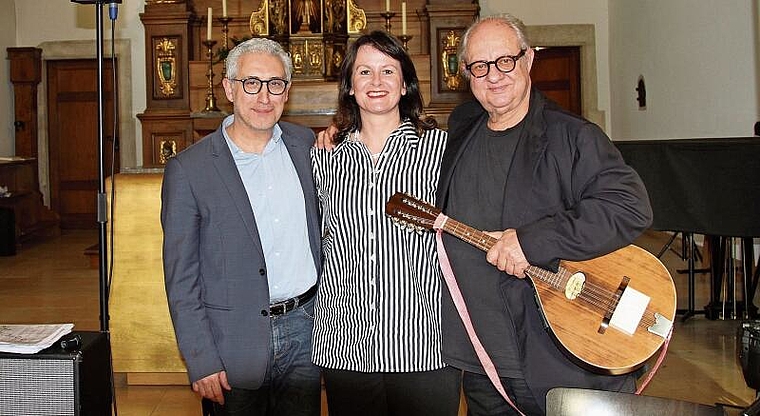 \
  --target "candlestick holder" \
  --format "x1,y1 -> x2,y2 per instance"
380,11 -> 396,33
398,34 -> 413,51
217,17 -> 233,76
201,39 -> 221,112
